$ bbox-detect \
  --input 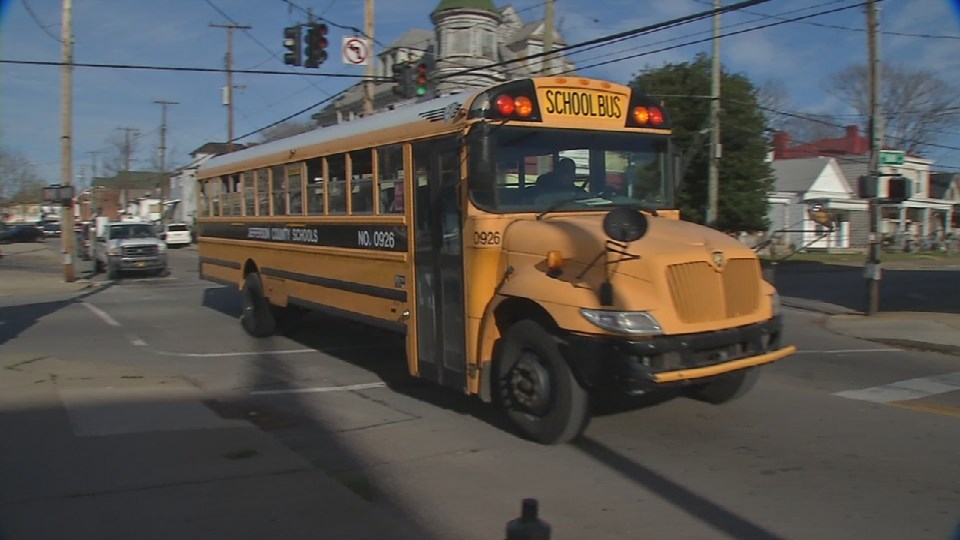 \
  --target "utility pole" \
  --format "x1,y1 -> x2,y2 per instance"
154,100 -> 178,225
117,127 -> 138,173
211,23 -> 251,152
87,150 -> 100,178
363,0 -> 375,115
865,0 -> 883,315
60,0 -> 76,282
706,0 -> 722,228
543,0 -> 554,75
117,127 -> 138,213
